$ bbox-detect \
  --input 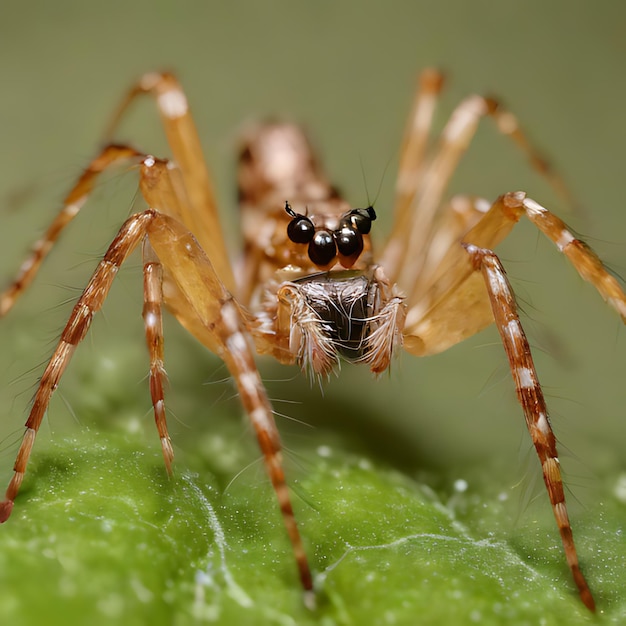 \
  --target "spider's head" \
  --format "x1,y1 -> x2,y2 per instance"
284,201 -> 377,269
